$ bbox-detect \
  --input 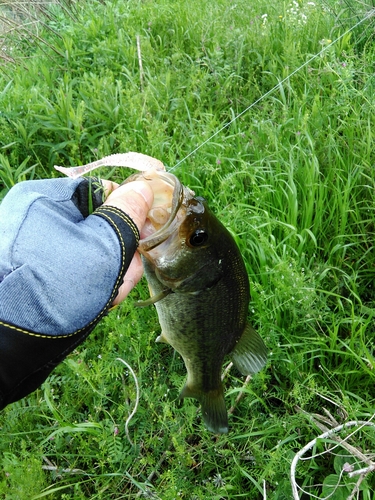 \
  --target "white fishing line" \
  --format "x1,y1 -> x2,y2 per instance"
170,9 -> 375,172
290,418 -> 375,499
116,357 -> 140,446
